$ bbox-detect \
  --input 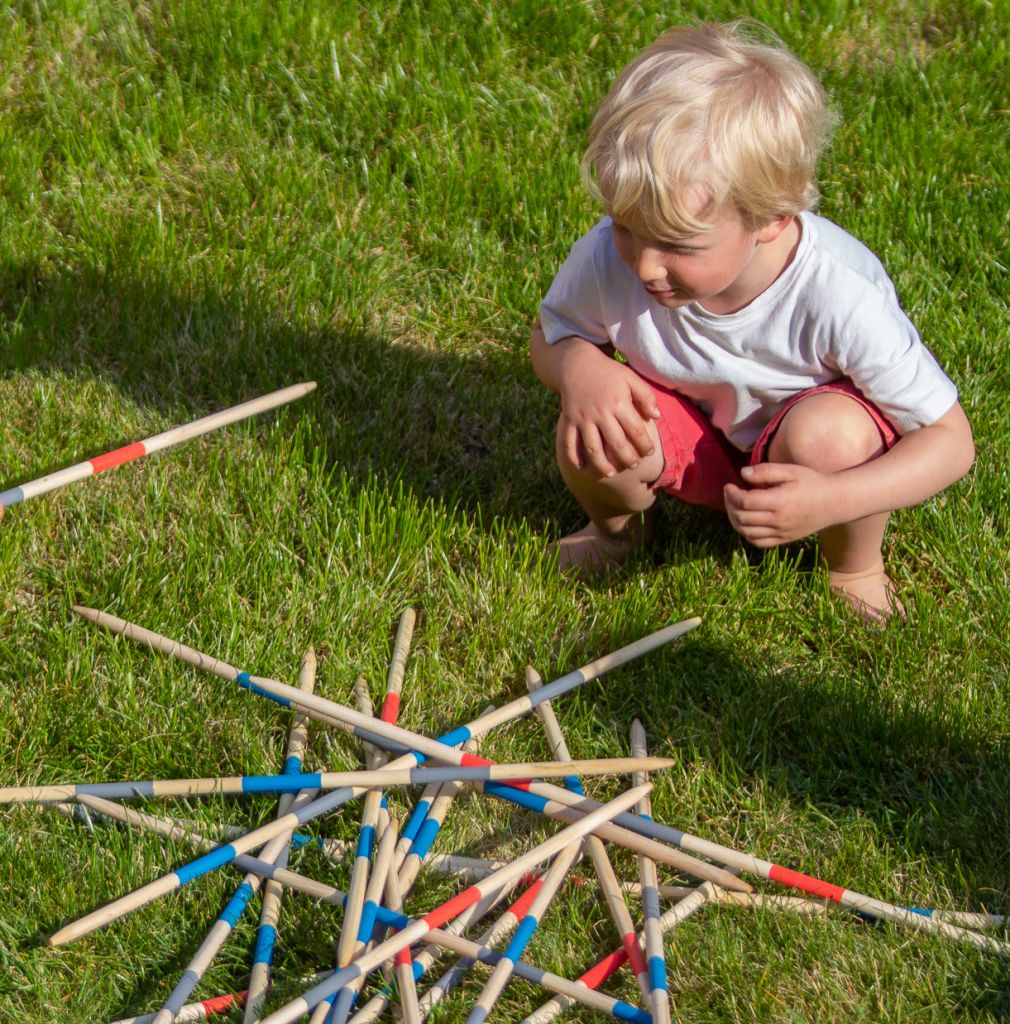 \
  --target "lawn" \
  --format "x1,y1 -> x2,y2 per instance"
0,1 -> 1007,1021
